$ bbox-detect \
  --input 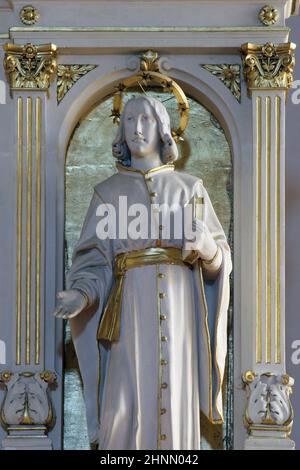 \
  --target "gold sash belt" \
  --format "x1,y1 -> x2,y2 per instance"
97,247 -> 191,342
